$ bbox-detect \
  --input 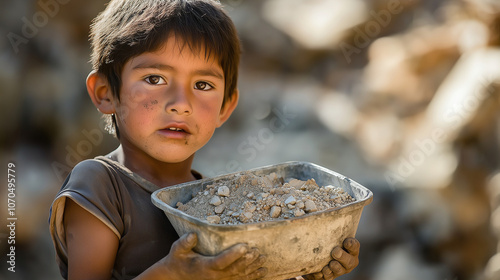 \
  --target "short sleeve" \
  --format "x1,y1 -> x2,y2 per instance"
48,159 -> 124,274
